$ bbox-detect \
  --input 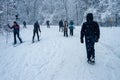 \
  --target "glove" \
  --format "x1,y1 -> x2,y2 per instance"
81,38 -> 84,43
95,37 -> 99,42
39,30 -> 41,32
95,39 -> 99,42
